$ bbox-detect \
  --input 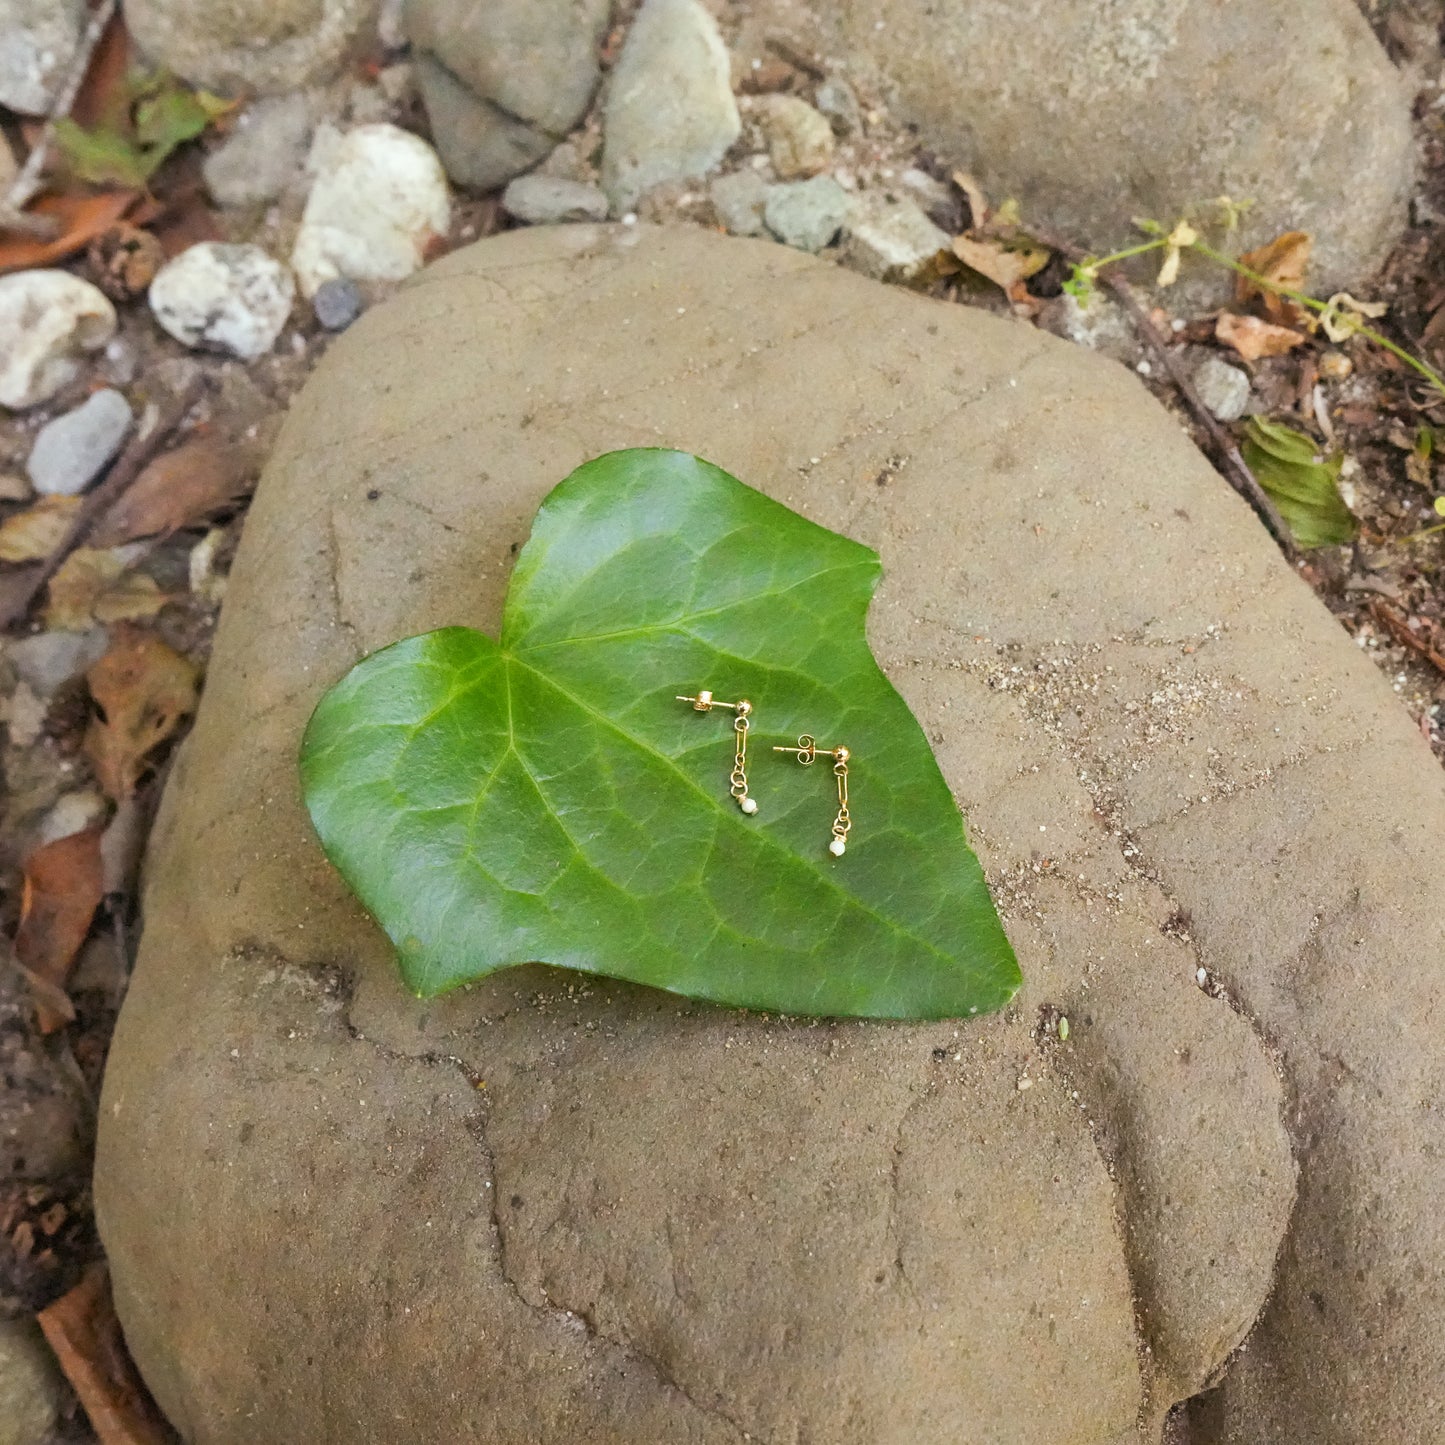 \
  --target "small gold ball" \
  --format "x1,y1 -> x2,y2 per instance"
735,698 -> 752,717
833,745 -> 850,763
